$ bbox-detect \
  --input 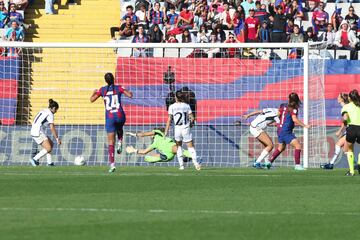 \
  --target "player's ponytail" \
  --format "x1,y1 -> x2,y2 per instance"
48,99 -> 59,110
104,72 -> 115,86
349,89 -> 360,107
104,72 -> 115,95
288,92 -> 301,109
339,93 -> 350,104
